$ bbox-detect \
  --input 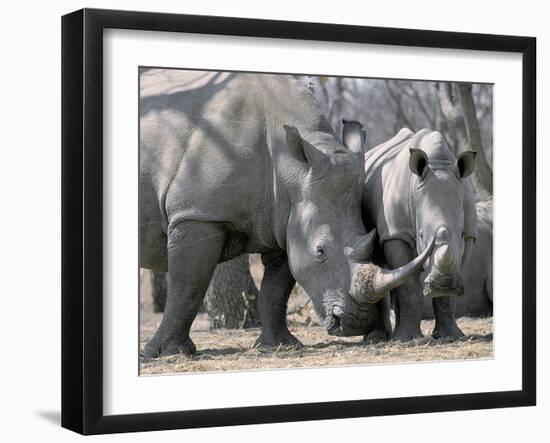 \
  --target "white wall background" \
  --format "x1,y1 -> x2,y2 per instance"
0,0 -> 546,441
